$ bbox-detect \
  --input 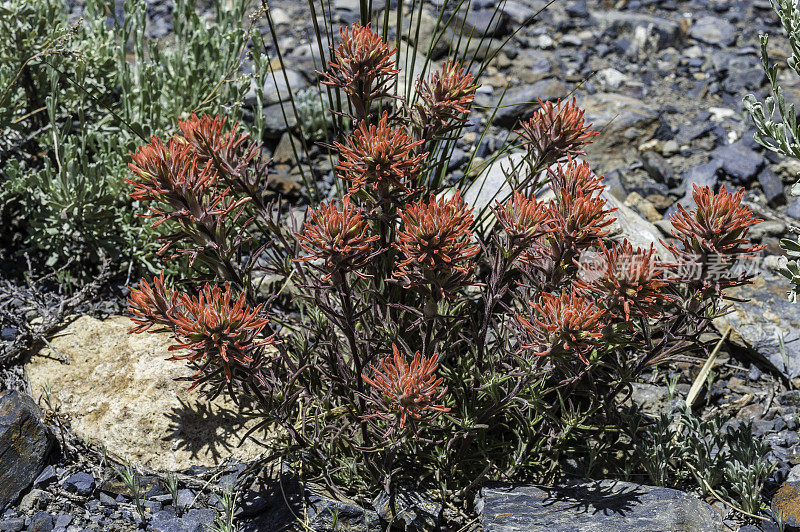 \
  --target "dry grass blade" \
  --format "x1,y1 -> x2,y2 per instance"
685,327 -> 732,409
